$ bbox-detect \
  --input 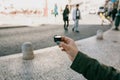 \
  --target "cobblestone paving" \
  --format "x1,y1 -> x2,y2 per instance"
0,29 -> 119,80
0,47 -> 86,80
